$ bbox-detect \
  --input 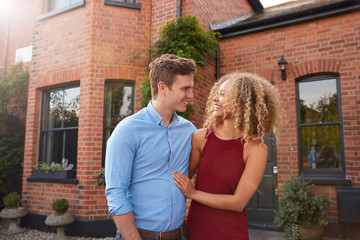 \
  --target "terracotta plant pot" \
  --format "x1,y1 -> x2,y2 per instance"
298,224 -> 324,240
